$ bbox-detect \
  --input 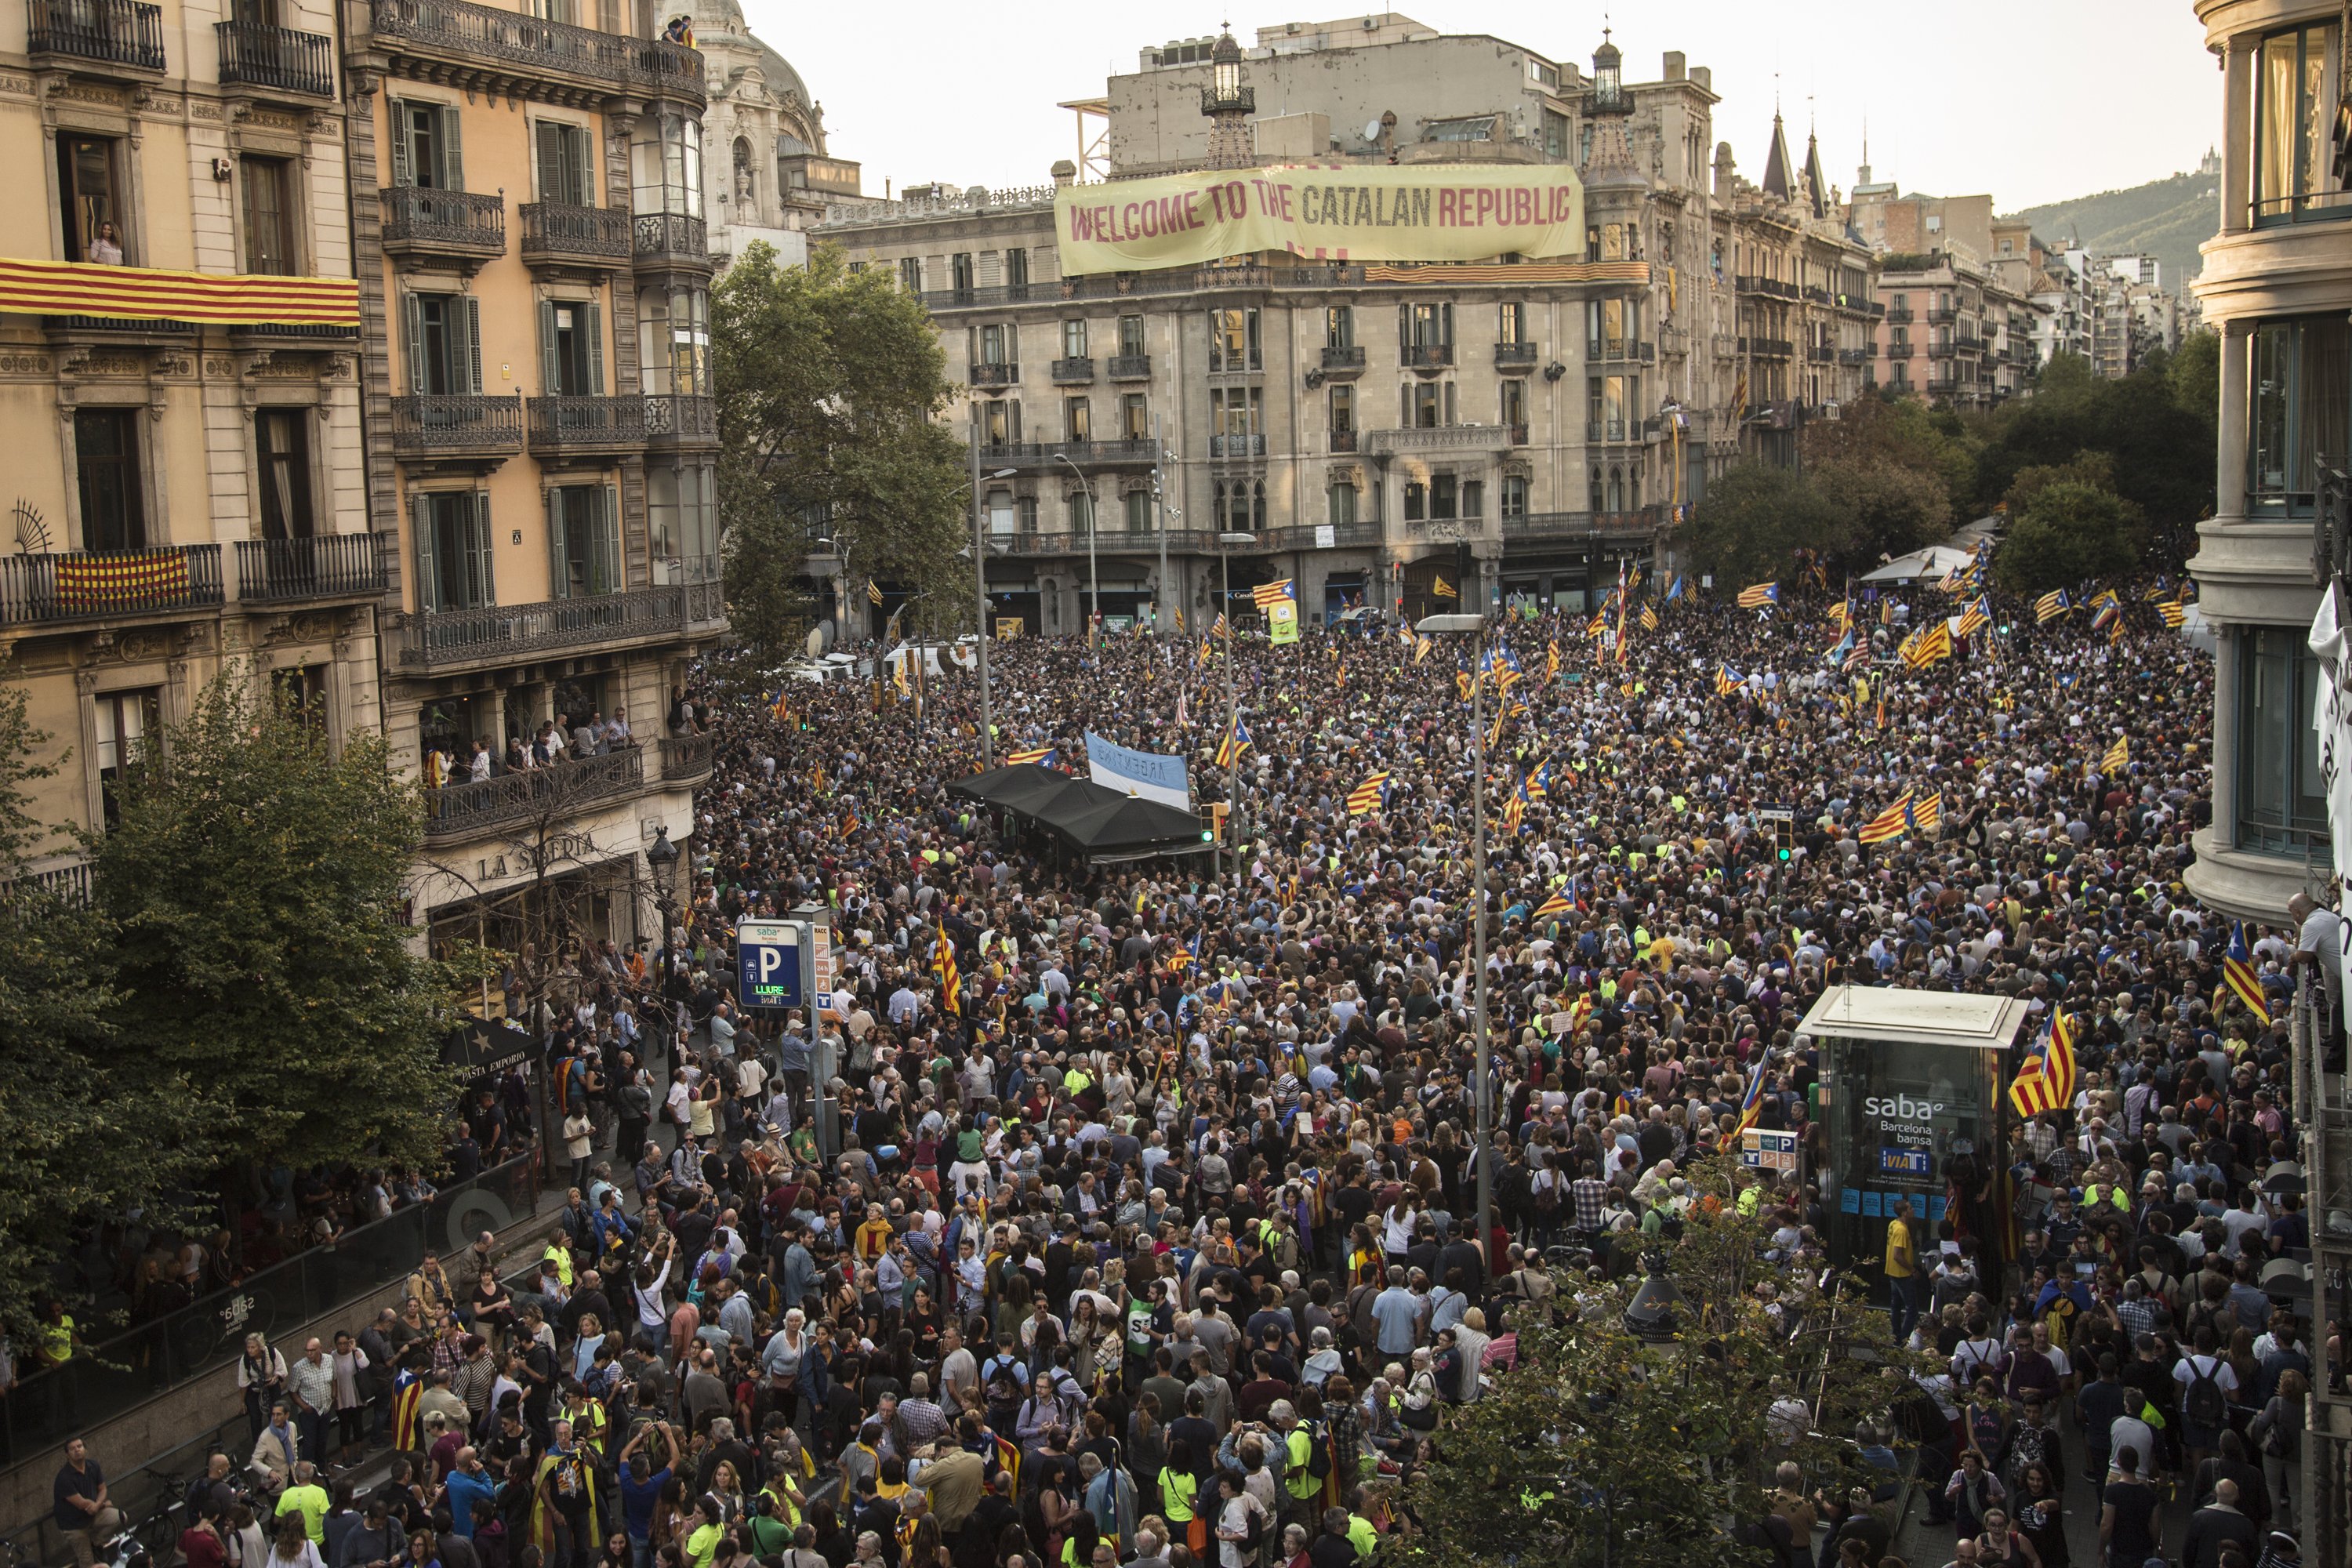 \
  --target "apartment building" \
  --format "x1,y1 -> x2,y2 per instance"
343,0 -> 723,952
1870,252 -> 2006,408
1705,118 -> 1882,468
813,19 -> 1839,628
0,0 -> 381,885
2184,0 -> 2342,926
